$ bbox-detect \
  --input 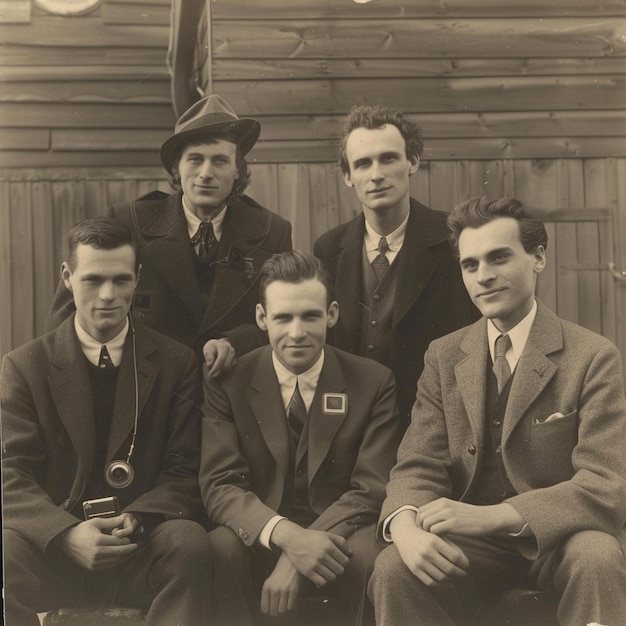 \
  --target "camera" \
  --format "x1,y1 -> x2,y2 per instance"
82,496 -> 121,520
105,460 -> 135,489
